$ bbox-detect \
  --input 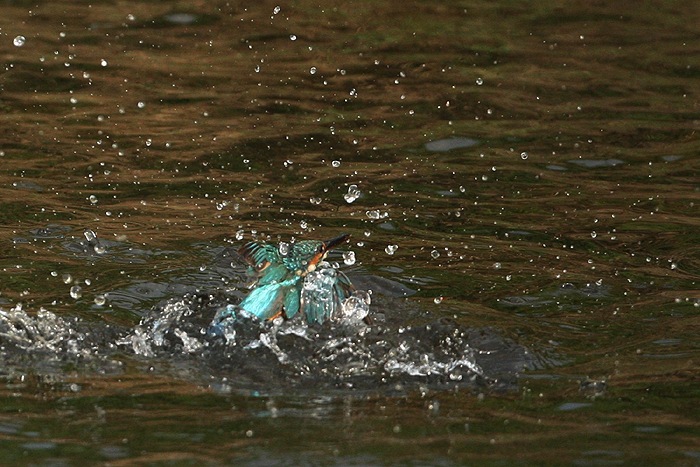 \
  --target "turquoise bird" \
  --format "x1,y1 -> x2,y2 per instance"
211,233 -> 356,331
